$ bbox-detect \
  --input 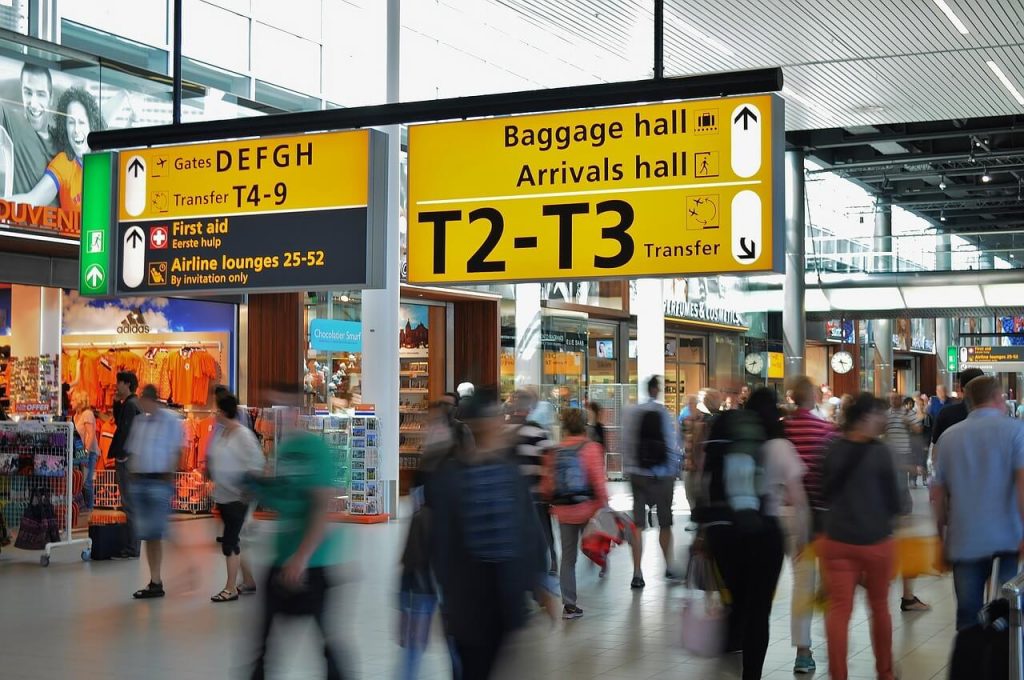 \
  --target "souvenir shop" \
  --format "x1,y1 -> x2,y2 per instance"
0,282 -> 240,527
